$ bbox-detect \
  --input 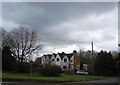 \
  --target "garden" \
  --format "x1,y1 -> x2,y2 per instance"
2,72 -> 106,82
